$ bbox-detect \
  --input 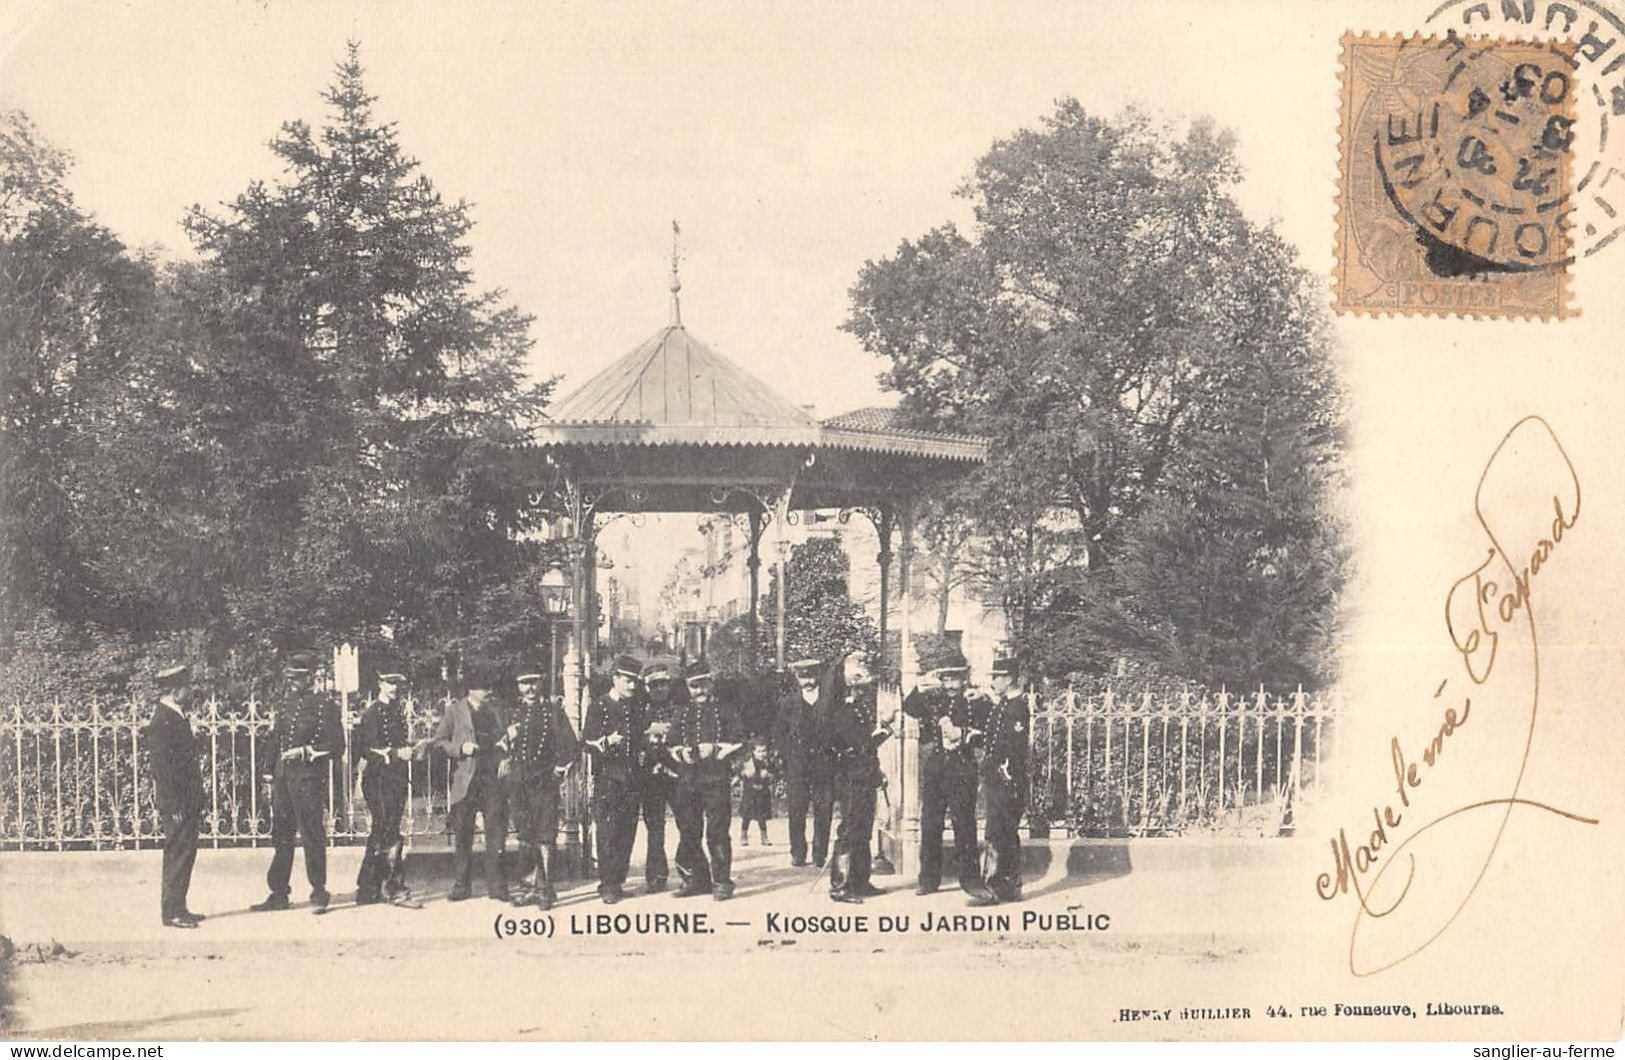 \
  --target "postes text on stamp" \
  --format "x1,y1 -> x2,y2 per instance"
1336,32 -> 1576,319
